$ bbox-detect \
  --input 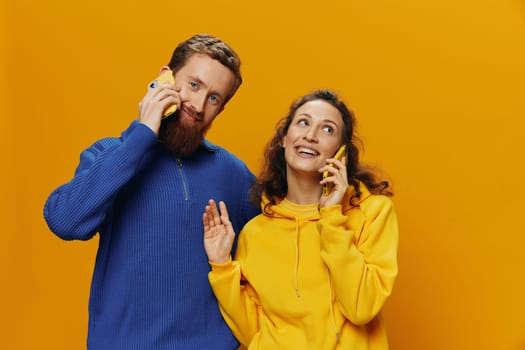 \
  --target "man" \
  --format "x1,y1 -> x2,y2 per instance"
44,34 -> 259,350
